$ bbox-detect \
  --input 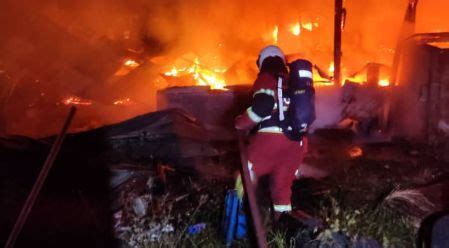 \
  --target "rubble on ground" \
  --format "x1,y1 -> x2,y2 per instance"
1,108 -> 448,247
